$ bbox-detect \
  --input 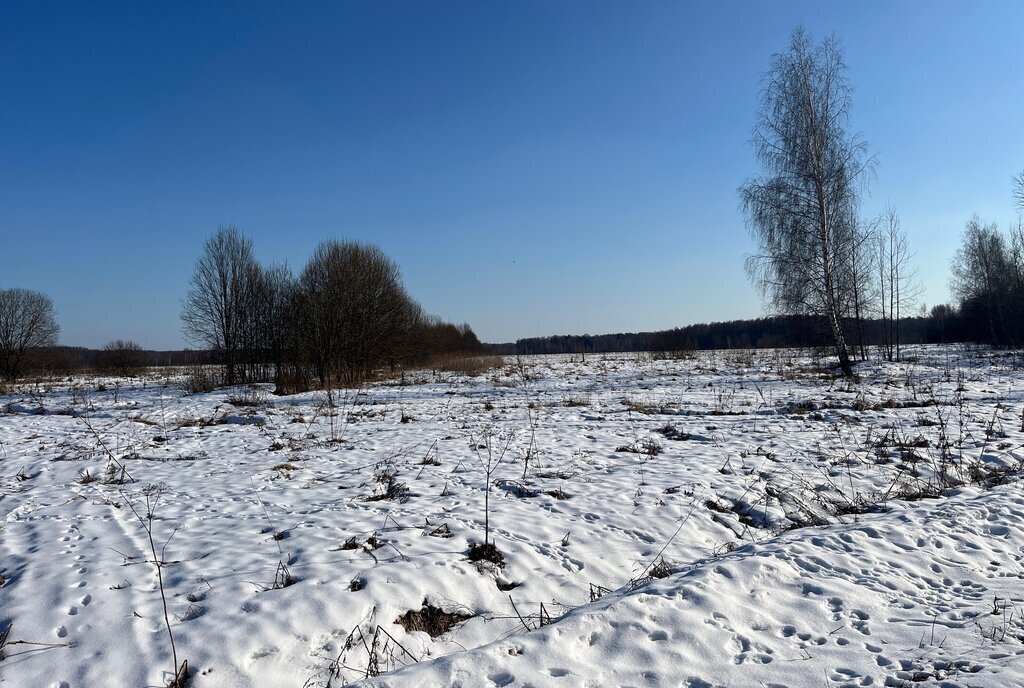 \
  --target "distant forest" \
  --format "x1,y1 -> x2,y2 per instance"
488,311 -> 967,357
22,347 -> 215,375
